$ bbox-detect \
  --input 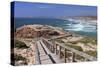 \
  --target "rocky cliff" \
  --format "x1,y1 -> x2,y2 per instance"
15,24 -> 65,38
